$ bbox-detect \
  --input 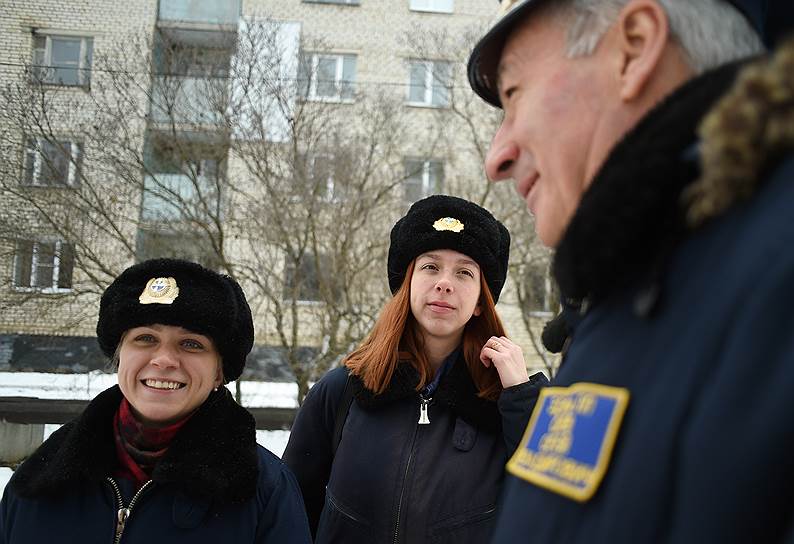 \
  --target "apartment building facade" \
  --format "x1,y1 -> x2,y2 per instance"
0,0 -> 558,386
